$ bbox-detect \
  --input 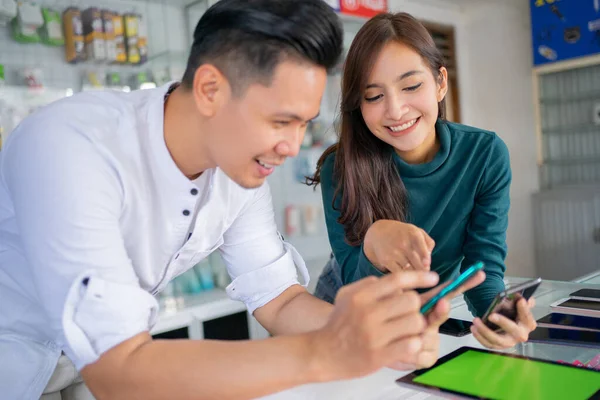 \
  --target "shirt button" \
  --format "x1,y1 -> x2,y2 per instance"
190,188 -> 198,196
183,210 -> 190,216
